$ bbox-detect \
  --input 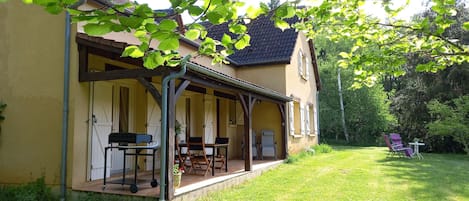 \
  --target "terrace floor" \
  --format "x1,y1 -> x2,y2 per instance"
73,159 -> 283,199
